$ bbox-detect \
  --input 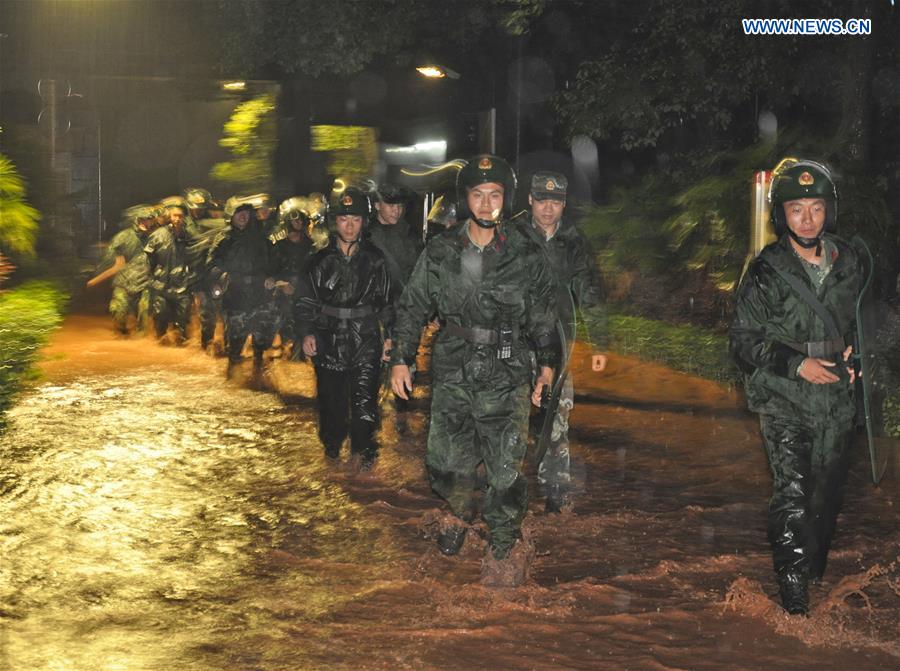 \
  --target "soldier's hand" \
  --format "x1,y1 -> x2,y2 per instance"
842,345 -> 857,384
391,364 -> 413,400
798,357 -> 840,384
592,354 -> 608,372
531,366 -> 554,407
381,338 -> 392,363
264,277 -> 276,291
302,335 -> 317,357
